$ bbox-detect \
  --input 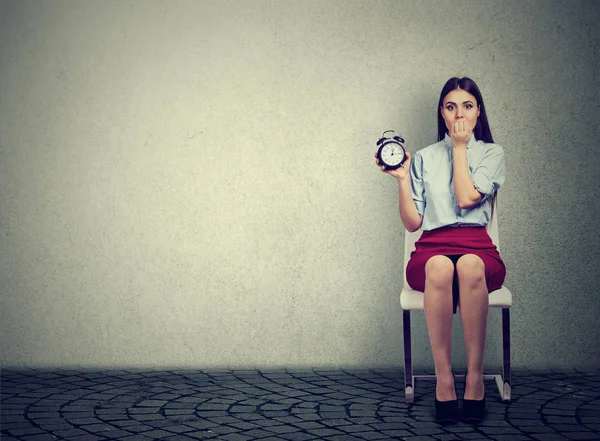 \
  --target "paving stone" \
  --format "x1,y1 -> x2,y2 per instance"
562,433 -> 600,440
118,436 -> 155,441
523,423 -> 559,432
530,434 -> 571,441
320,412 -> 348,419
546,416 -> 581,424
354,432 -> 393,440
434,435 -> 461,441
26,412 -> 62,419
306,427 -> 345,436
279,432 -> 318,441
254,419 -> 290,427
163,424 -> 198,434
326,435 -> 365,441
408,426 -> 445,435
489,436 -> 532,441
457,434 -> 494,440
258,438 -> 292,441
292,421 -> 327,430
68,435 -> 105,441
7,426 -> 46,437
338,424 -> 375,433
264,424 -> 302,434
368,422 -> 411,431
204,425 -> 239,435
51,428 -> 89,438
186,431 -> 221,439
349,417 -> 380,425
552,424 -> 593,432
479,426 -> 525,435
166,435 -> 206,441
139,429 -> 174,438
264,411 -> 292,418
399,437 -> 437,441
20,435 -> 61,441
380,429 -> 414,437
238,428 -> 274,438
295,414 -> 321,421
183,421 -> 220,431
217,433 -> 253,441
